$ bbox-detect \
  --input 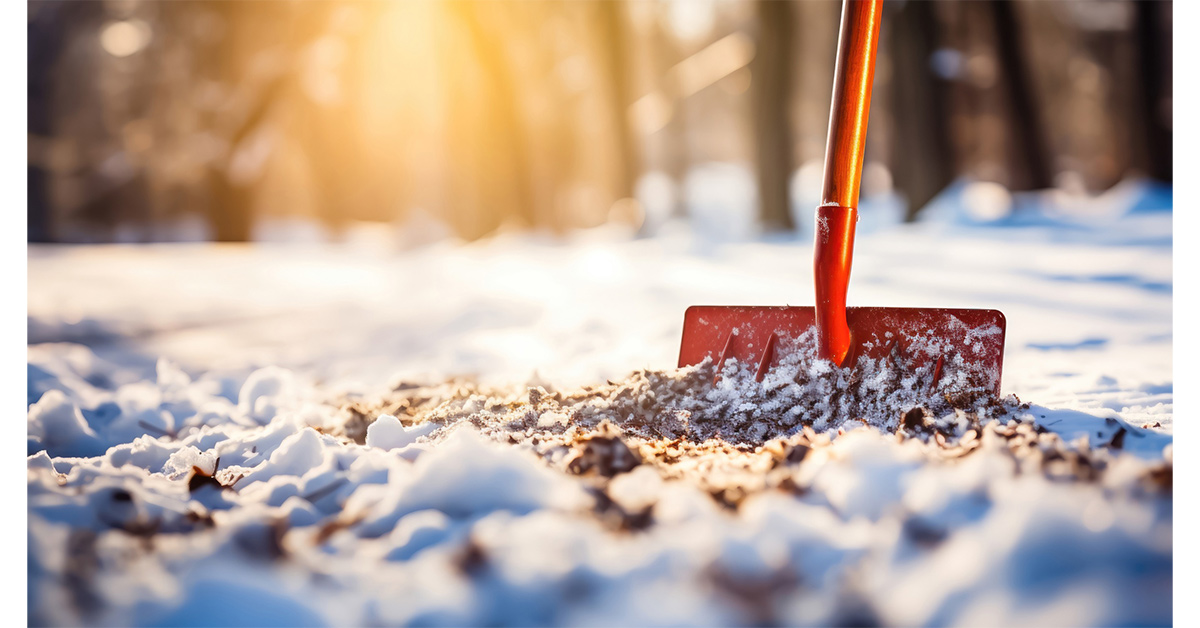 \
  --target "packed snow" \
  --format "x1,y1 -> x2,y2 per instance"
28,178 -> 1172,625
